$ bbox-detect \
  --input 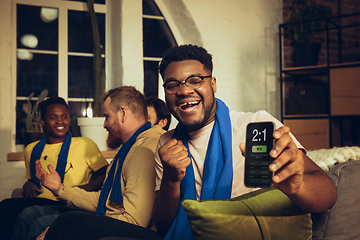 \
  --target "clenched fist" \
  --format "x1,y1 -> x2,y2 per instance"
158,139 -> 191,183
